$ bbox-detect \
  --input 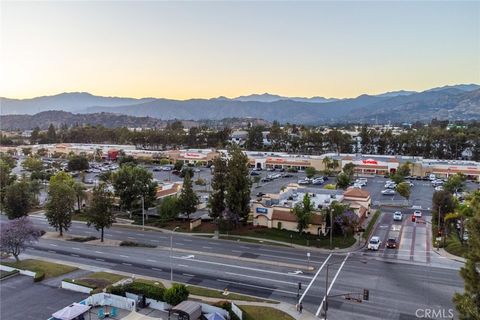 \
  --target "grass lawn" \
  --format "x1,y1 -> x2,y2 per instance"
229,227 -> 355,248
71,212 -> 89,222
444,231 -> 469,258
2,259 -> 77,279
187,285 -> 276,303
68,272 -> 126,290
0,269 -> 19,279
134,278 -> 165,288
240,306 -> 295,320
